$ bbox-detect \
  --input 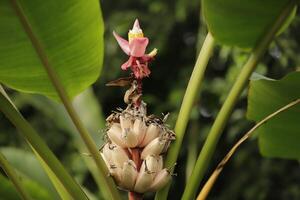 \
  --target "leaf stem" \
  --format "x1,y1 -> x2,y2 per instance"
185,123 -> 198,182
33,149 -> 72,200
155,32 -> 215,200
181,1 -> 296,199
197,98 -> 300,200
0,151 -> 32,200
10,0 -> 121,199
